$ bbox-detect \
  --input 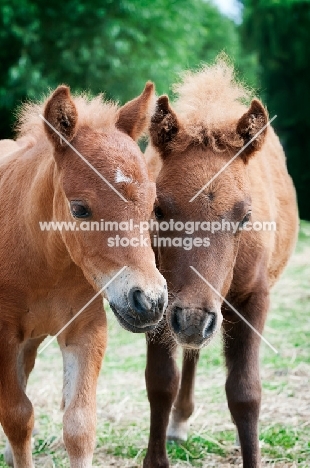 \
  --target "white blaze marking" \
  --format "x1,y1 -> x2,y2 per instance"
115,167 -> 133,184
